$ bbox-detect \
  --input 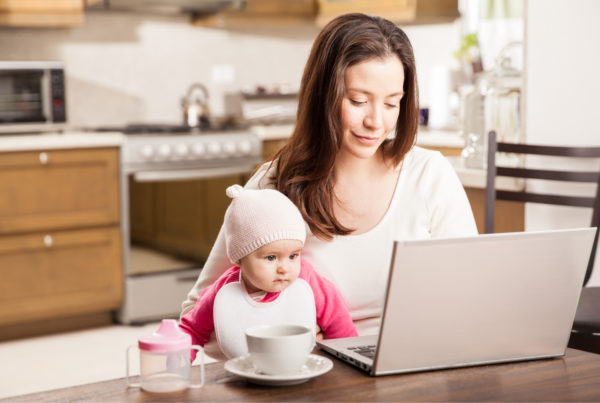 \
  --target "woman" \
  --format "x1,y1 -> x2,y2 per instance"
181,13 -> 477,335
